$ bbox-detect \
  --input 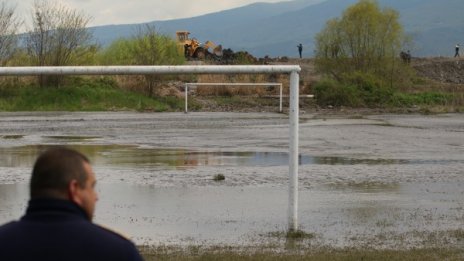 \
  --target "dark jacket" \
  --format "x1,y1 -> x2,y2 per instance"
0,198 -> 144,261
